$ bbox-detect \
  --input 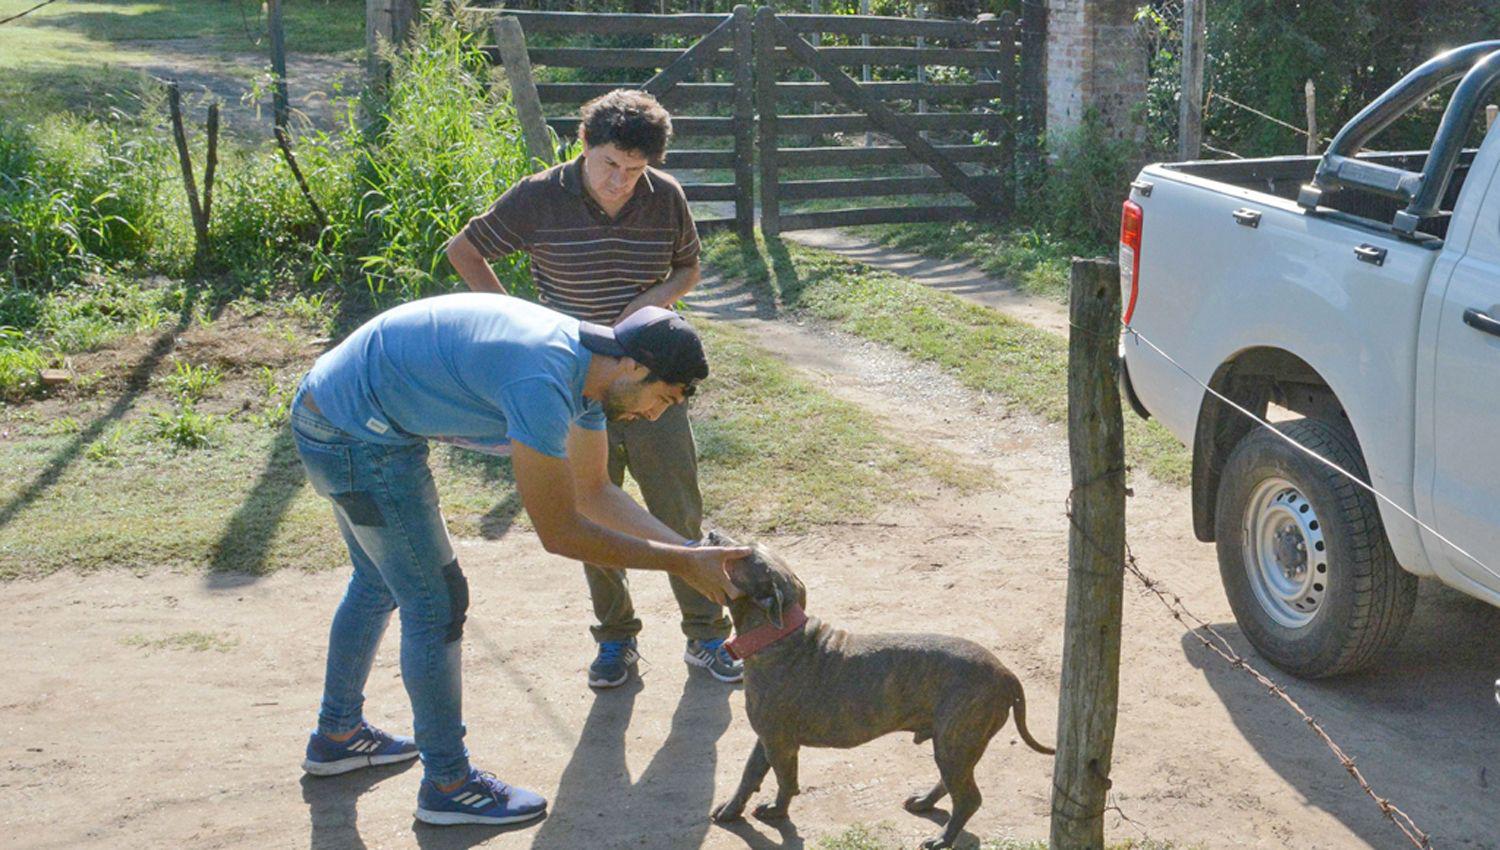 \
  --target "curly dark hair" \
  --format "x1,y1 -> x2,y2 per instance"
577,89 -> 673,165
